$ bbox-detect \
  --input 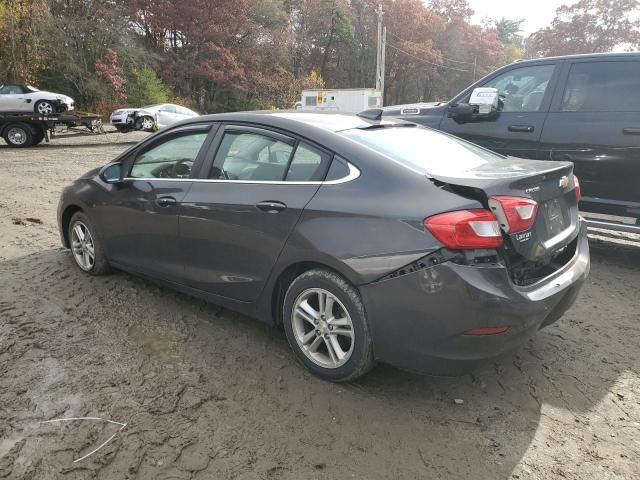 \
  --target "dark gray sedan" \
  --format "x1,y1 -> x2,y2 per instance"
57,111 -> 590,381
